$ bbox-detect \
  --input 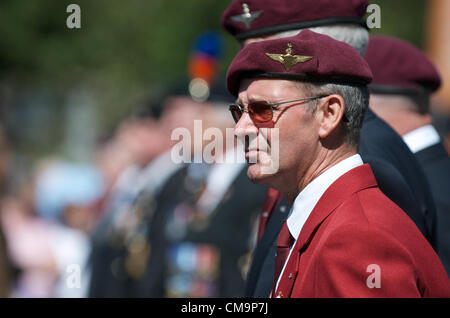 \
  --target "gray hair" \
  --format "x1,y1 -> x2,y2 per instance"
273,24 -> 369,56
296,81 -> 369,147
262,23 -> 370,146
